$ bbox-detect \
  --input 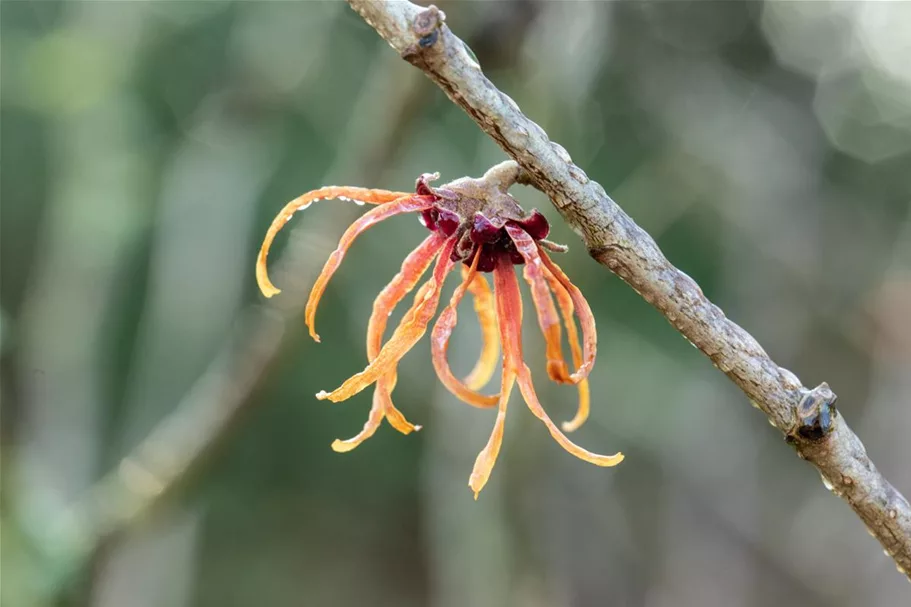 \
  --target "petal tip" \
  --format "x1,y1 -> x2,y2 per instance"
255,261 -> 281,298
331,439 -> 357,453
469,482 -> 482,500
468,476 -> 486,499
560,409 -> 589,433
601,452 -> 624,467
315,390 -> 330,400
